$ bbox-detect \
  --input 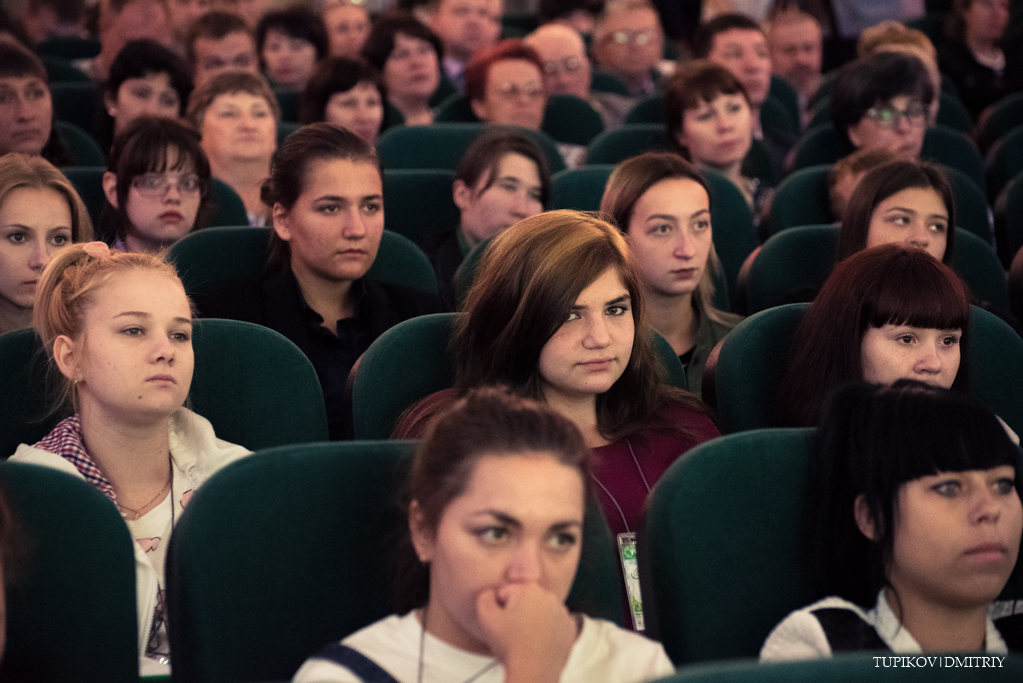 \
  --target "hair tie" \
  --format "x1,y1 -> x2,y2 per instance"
82,242 -> 111,259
